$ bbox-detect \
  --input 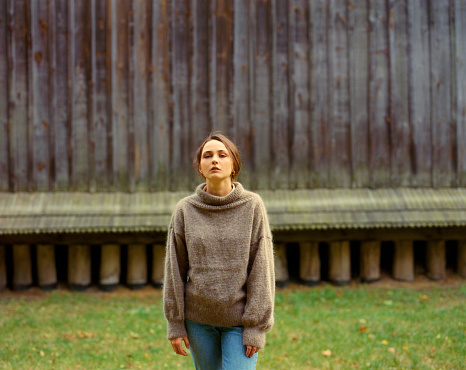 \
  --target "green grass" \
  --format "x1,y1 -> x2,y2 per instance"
0,283 -> 465,369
